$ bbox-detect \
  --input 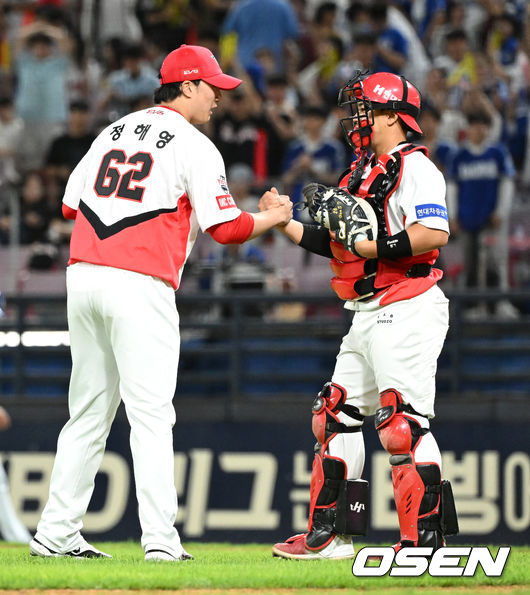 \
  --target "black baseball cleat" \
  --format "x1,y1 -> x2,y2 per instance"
30,537 -> 112,558
145,548 -> 193,562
